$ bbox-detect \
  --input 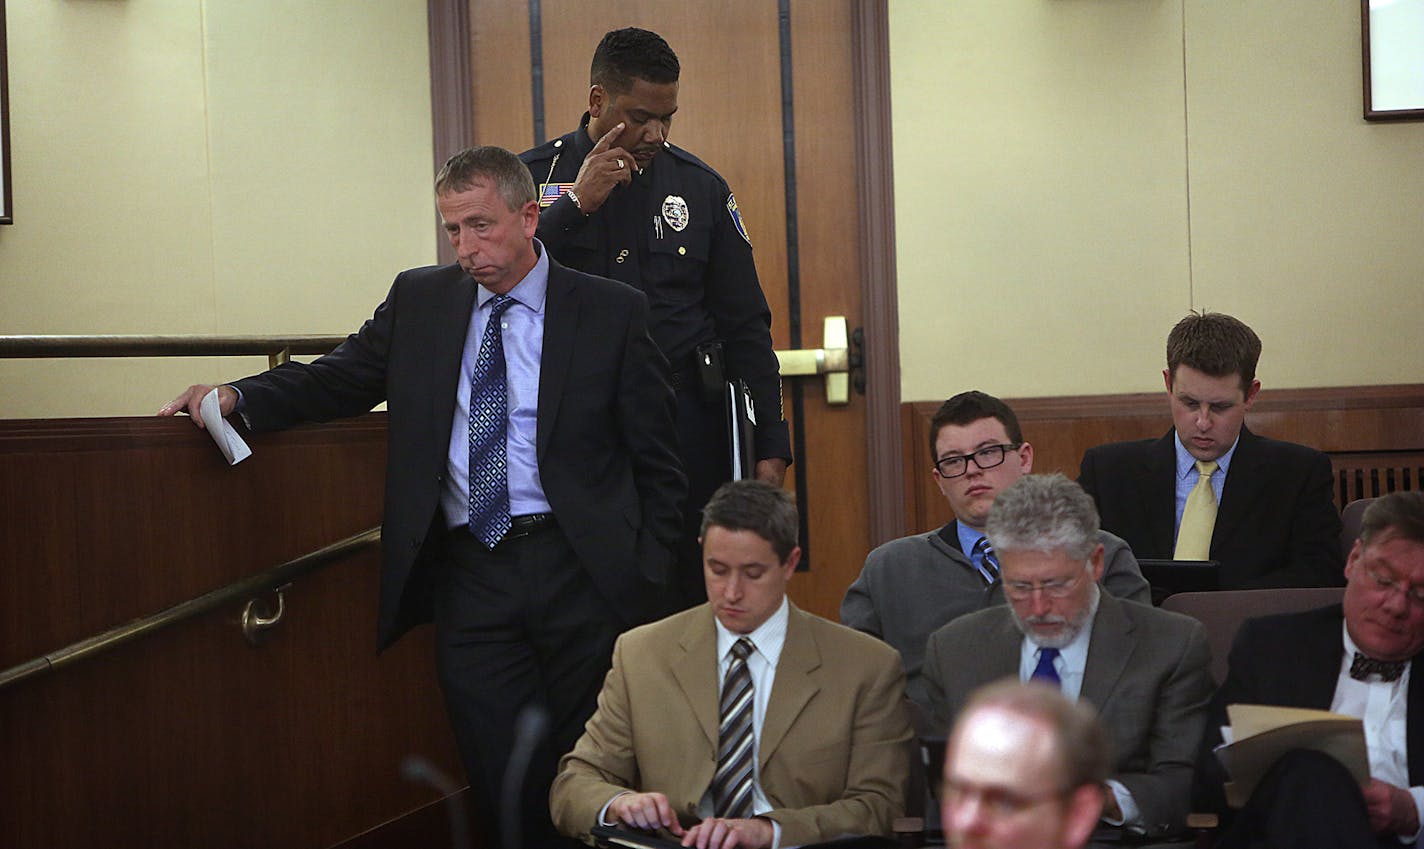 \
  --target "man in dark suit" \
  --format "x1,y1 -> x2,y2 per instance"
924,474 -> 1213,842
520,28 -> 790,609
842,390 -> 1149,707
160,146 -> 684,848
1079,311 -> 1343,589
1194,492 -> 1424,848
550,481 -> 910,849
